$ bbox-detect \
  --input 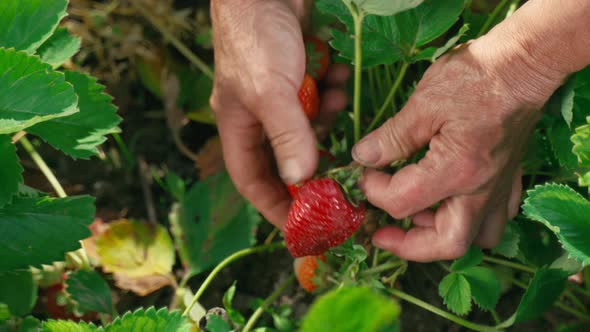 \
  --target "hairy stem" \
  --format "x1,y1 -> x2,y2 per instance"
183,242 -> 286,316
483,256 -> 536,274
243,275 -> 296,332
361,260 -> 404,276
132,0 -> 214,80
367,62 -> 409,133
389,289 -> 498,332
352,10 -> 365,143
20,136 -> 66,198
